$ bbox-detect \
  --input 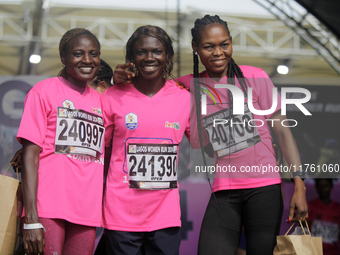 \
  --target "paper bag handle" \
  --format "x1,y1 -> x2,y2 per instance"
299,220 -> 306,235
4,163 -> 19,179
285,222 -> 297,236
285,220 -> 310,236
302,220 -> 311,235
